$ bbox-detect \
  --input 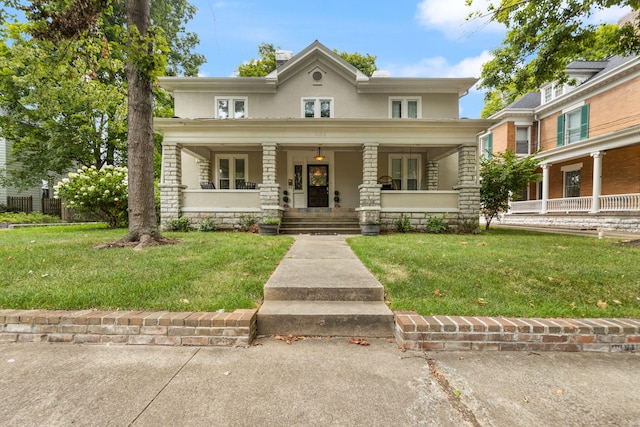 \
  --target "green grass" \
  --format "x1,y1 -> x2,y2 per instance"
348,229 -> 640,318
0,225 -> 293,312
